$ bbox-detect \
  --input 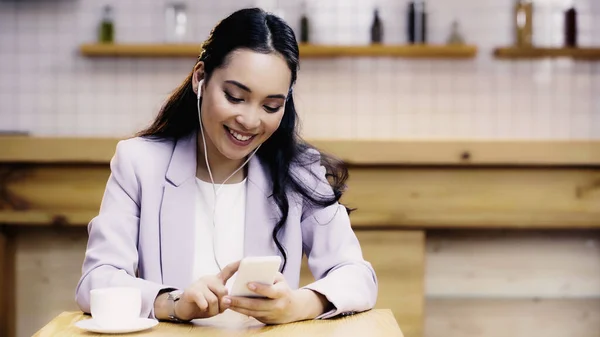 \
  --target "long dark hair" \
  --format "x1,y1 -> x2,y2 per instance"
137,7 -> 351,272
